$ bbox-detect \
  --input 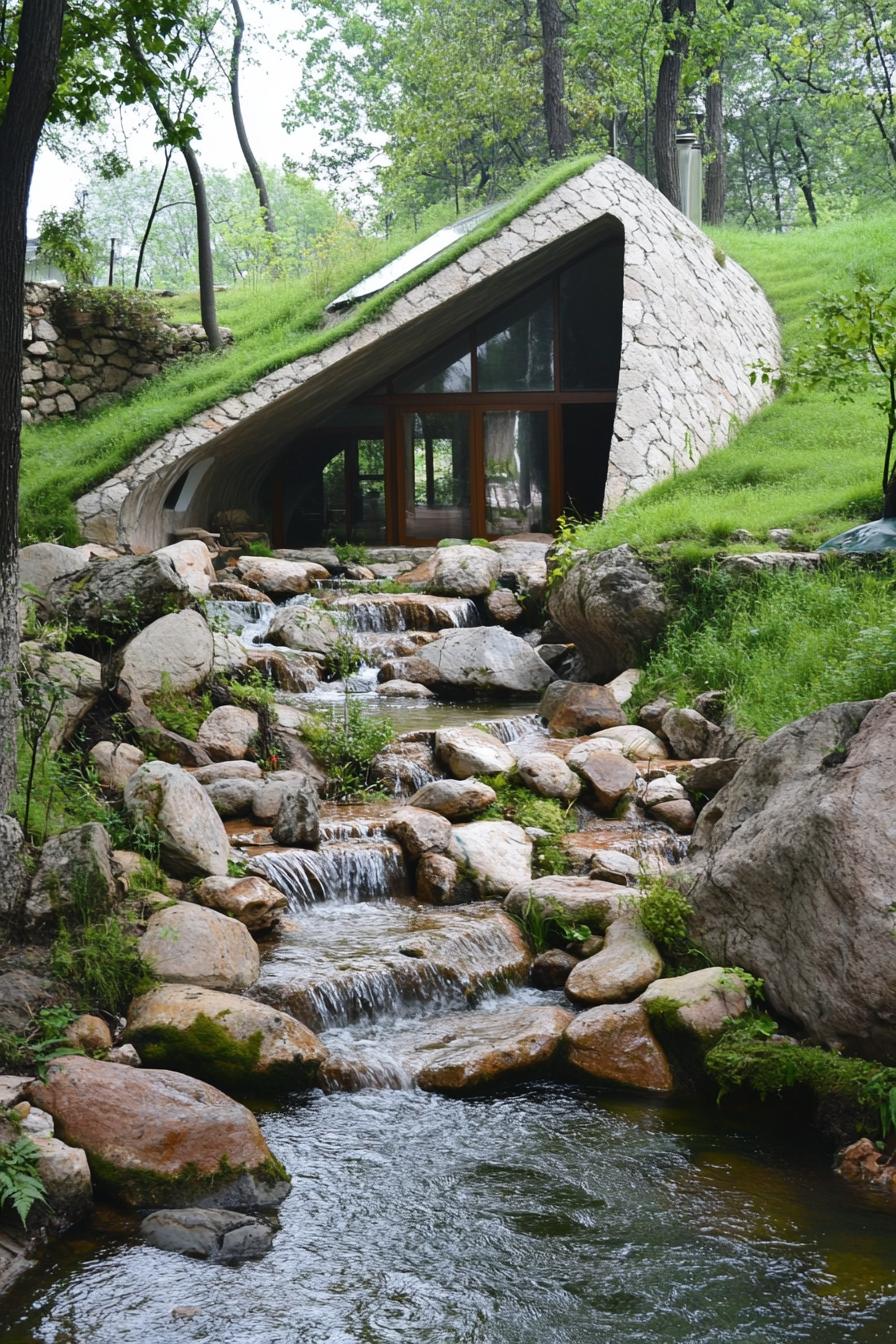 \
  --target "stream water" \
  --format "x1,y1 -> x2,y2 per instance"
3,588 -> 895,1342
